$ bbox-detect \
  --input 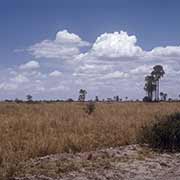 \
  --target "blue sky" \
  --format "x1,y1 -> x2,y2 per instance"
0,0 -> 180,100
